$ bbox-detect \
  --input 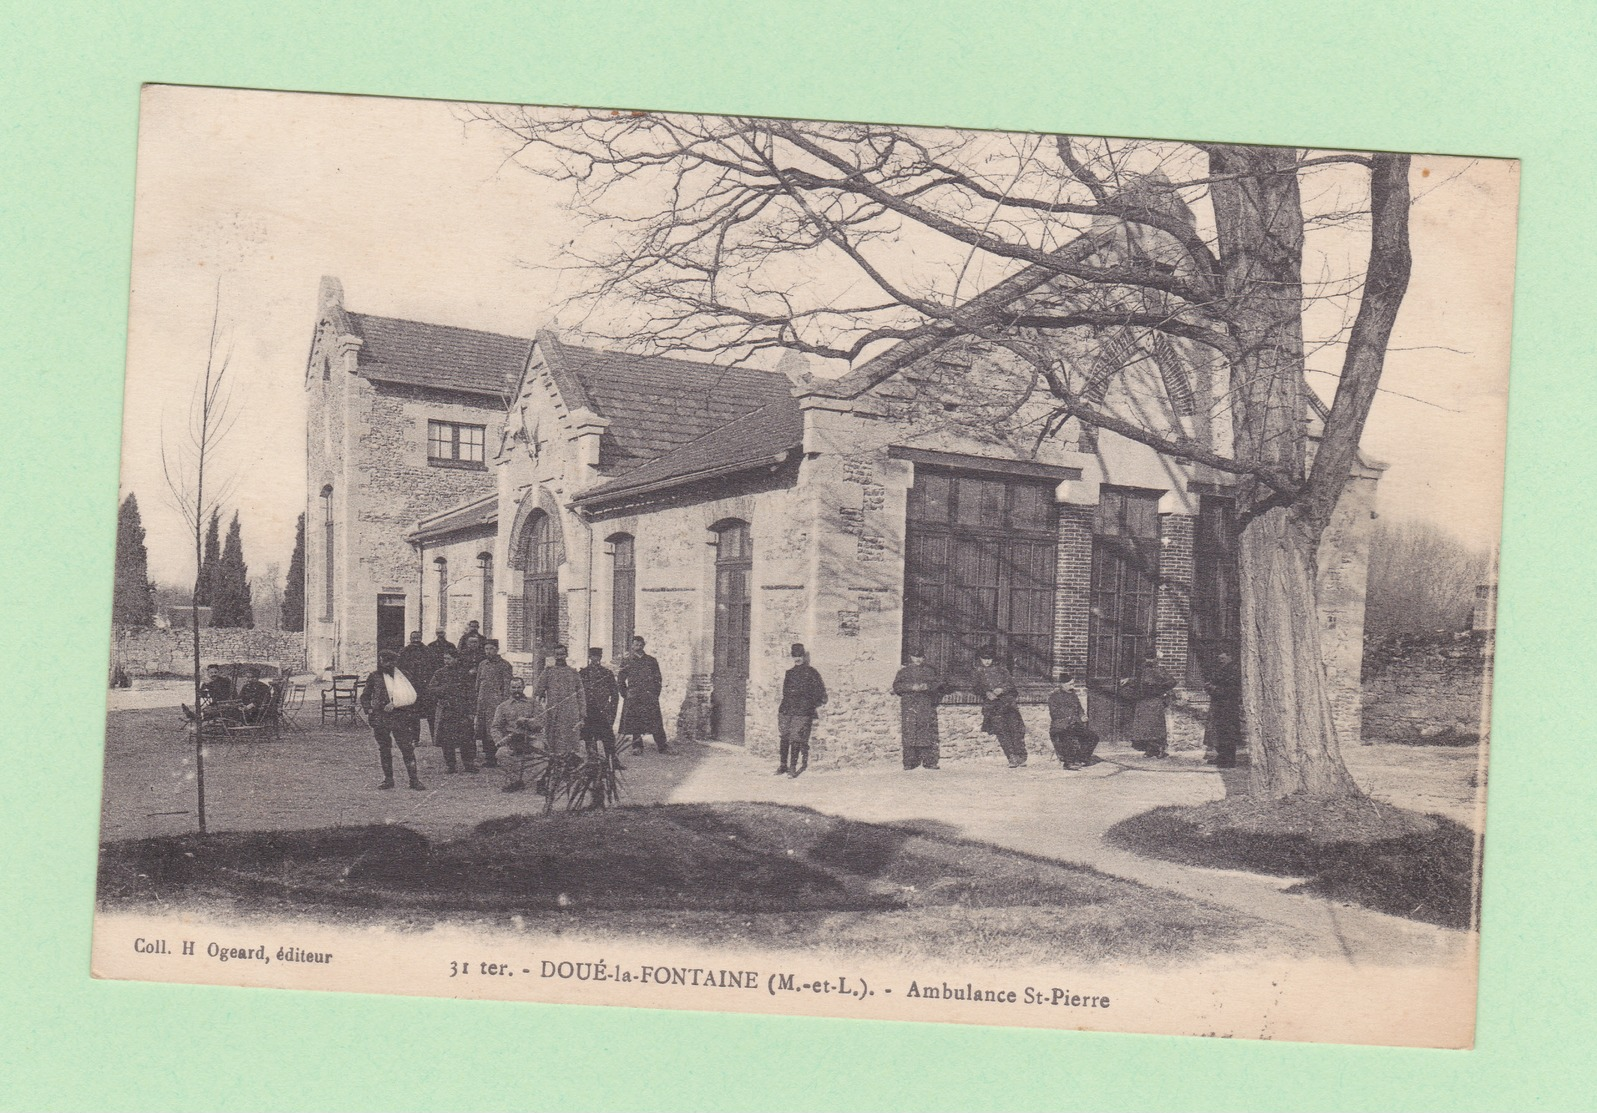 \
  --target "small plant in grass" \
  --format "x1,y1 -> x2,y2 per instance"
523,746 -> 621,813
